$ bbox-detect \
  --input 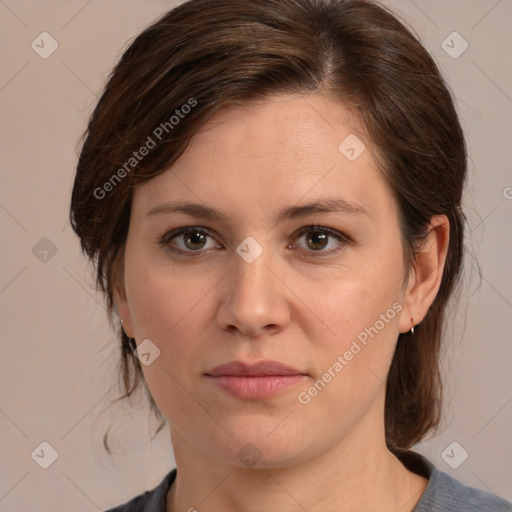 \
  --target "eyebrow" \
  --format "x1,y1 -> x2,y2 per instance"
145,197 -> 370,224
